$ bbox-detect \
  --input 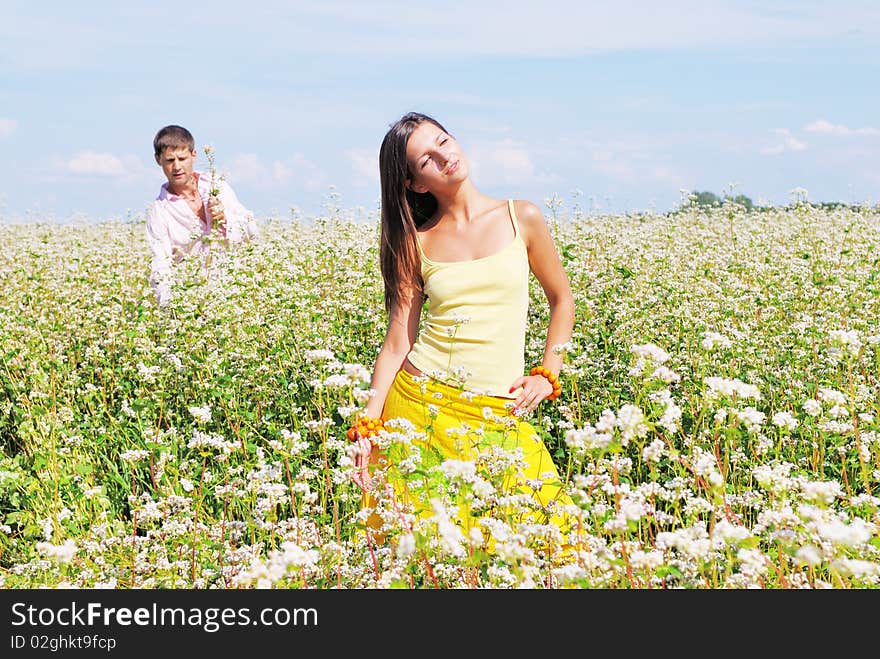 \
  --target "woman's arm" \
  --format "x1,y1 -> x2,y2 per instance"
363,286 -> 423,418
351,286 -> 422,489
508,200 -> 575,413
